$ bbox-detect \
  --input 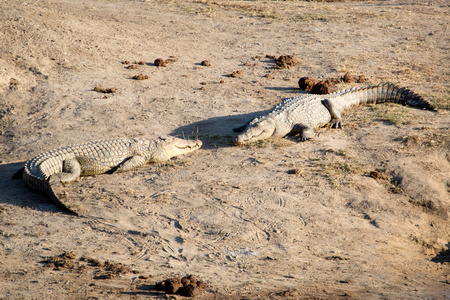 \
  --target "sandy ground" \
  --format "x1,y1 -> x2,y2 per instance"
0,0 -> 449,299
